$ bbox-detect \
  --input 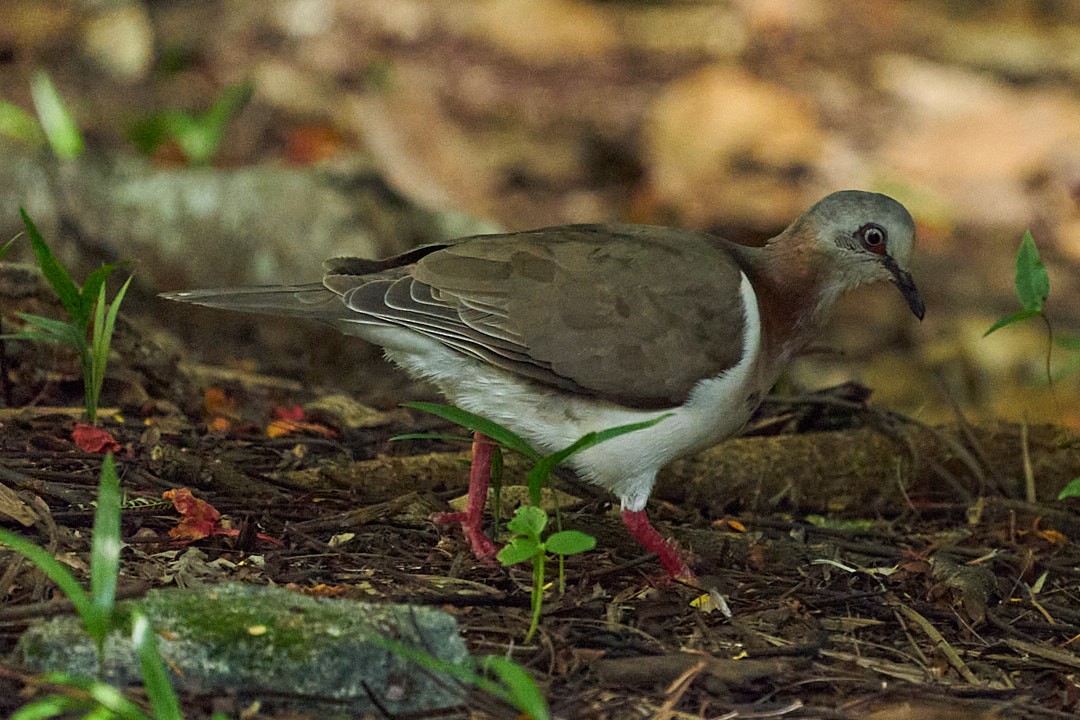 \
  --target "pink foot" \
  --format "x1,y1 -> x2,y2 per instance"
432,432 -> 498,562
621,509 -> 695,580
